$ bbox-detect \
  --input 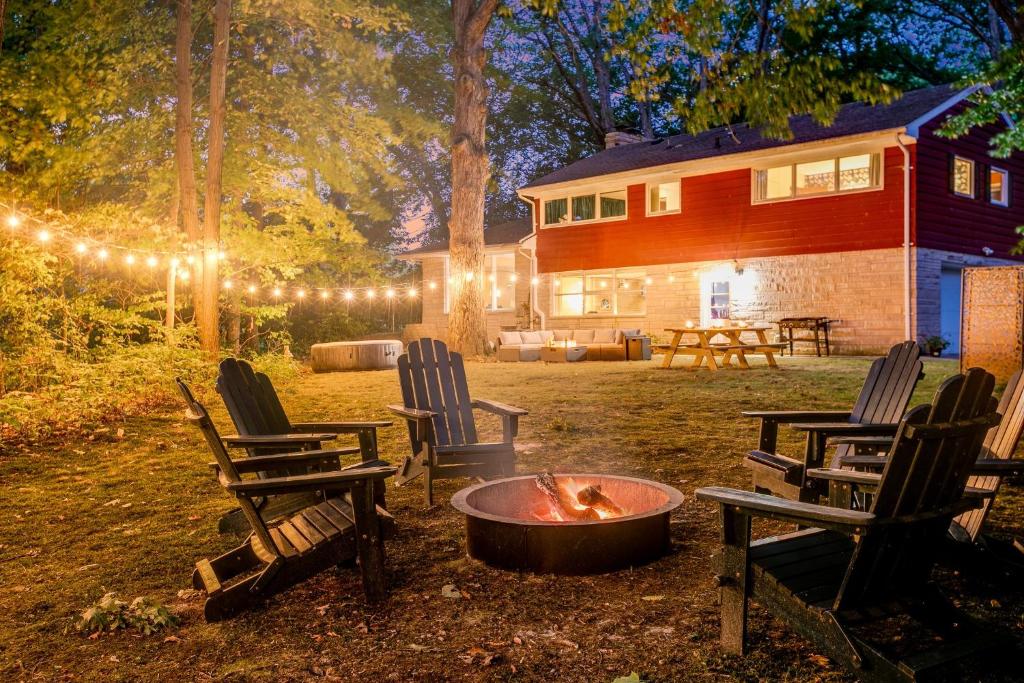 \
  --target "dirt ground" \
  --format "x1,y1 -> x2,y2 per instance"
3,356 -> 1023,681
